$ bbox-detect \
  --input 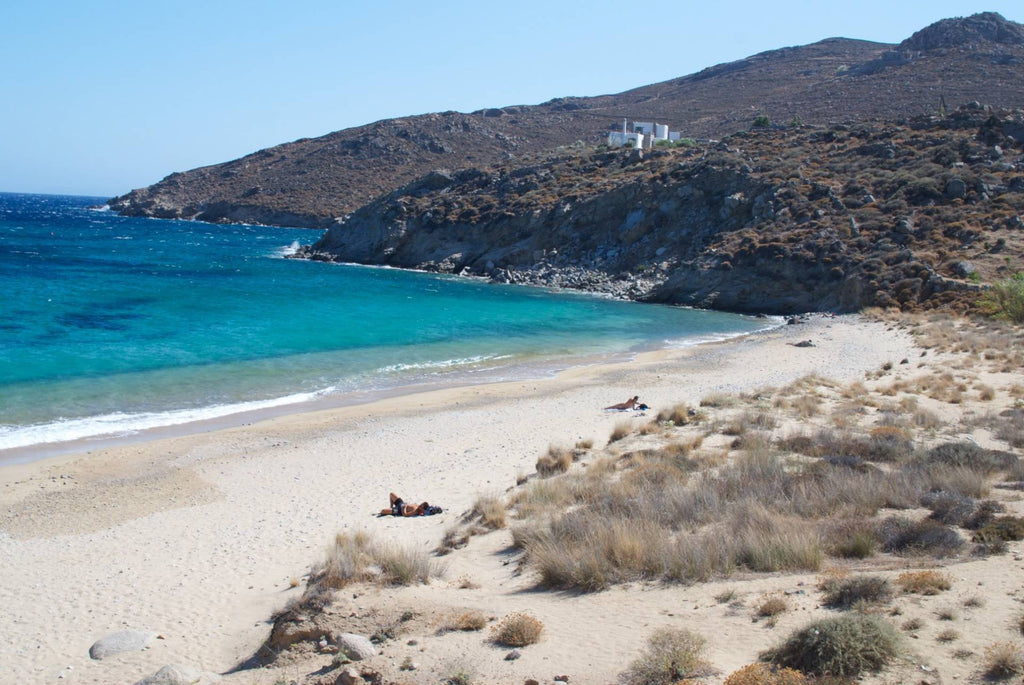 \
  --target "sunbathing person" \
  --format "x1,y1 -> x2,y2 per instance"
380,492 -> 441,517
604,395 -> 640,411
